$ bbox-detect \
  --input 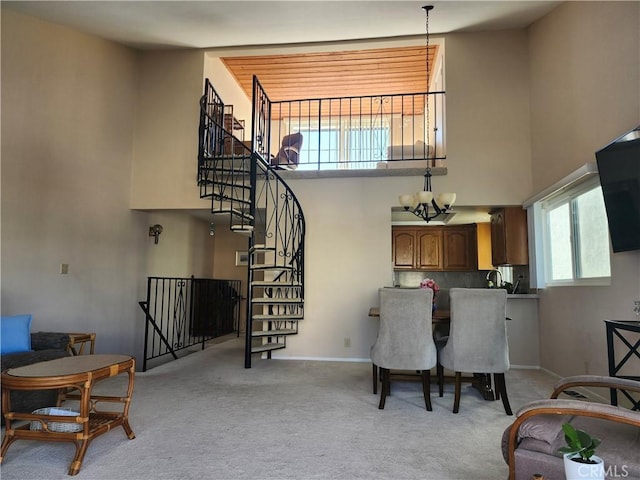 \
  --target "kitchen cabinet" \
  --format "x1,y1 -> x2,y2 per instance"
391,228 -> 416,269
490,207 -> 528,266
443,226 -> 477,271
416,229 -> 443,270
392,225 -> 477,271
